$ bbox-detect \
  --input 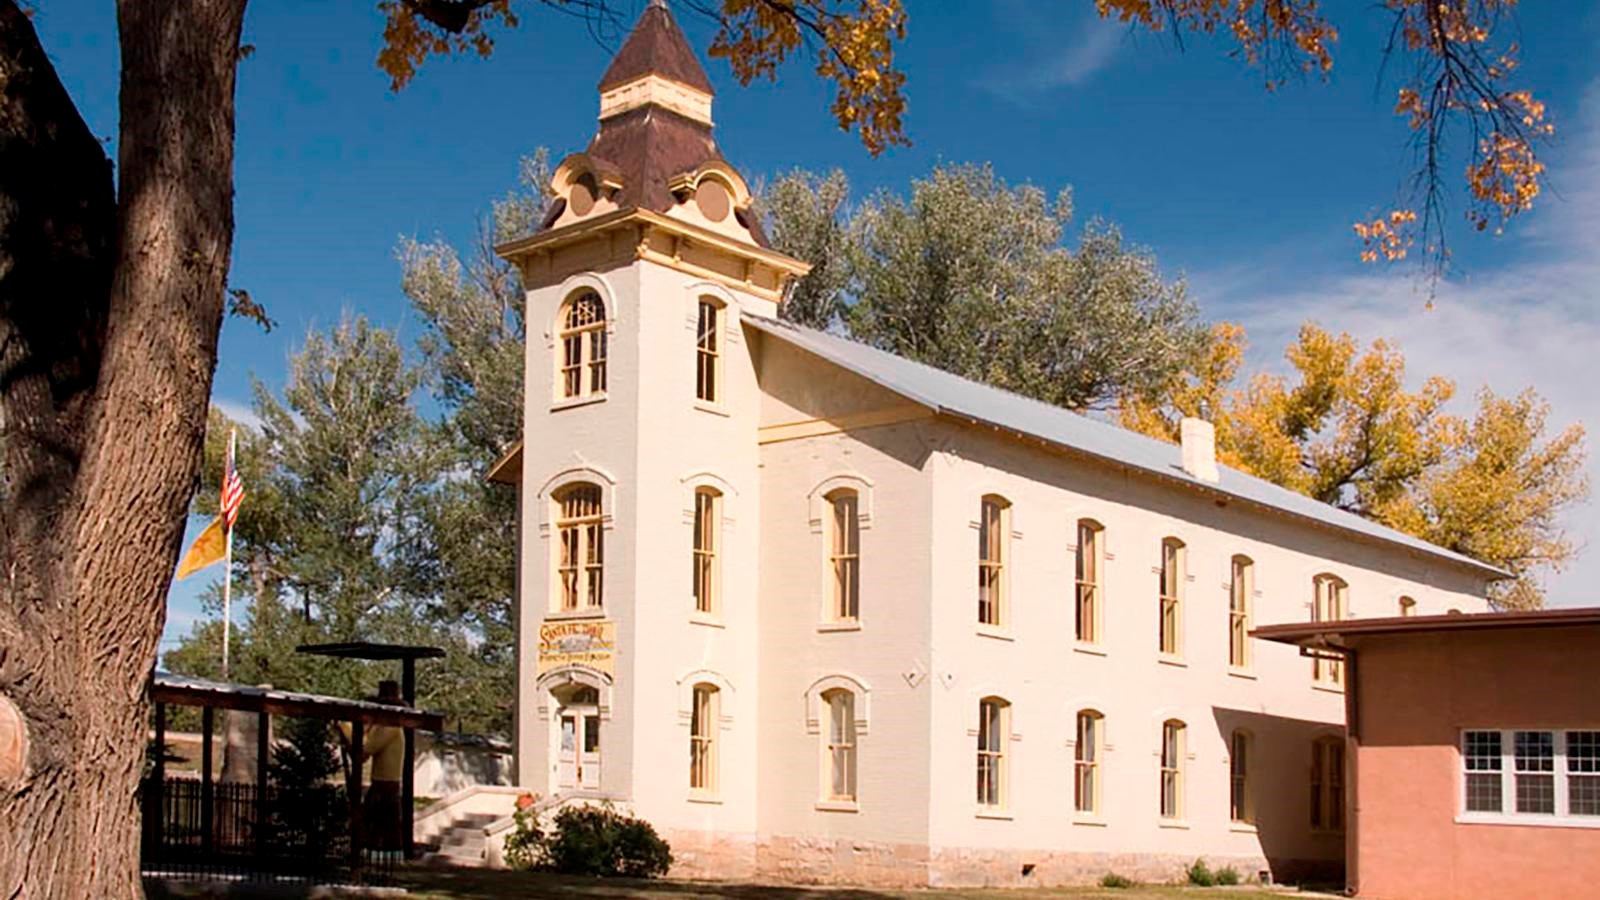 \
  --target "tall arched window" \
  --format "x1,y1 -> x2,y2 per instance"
827,489 -> 861,622
690,683 -> 719,795
978,496 -> 1010,627
558,291 -> 607,400
1312,575 -> 1348,685
1311,736 -> 1345,832
1159,538 -> 1185,656
976,697 -> 1010,808
691,487 -> 721,615
1160,719 -> 1186,819
1399,595 -> 1417,617
695,298 -> 721,403
1074,710 -> 1104,815
1230,729 -> 1254,824
554,483 -> 603,611
1075,520 -> 1104,644
822,688 -> 857,802
1229,555 -> 1253,669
